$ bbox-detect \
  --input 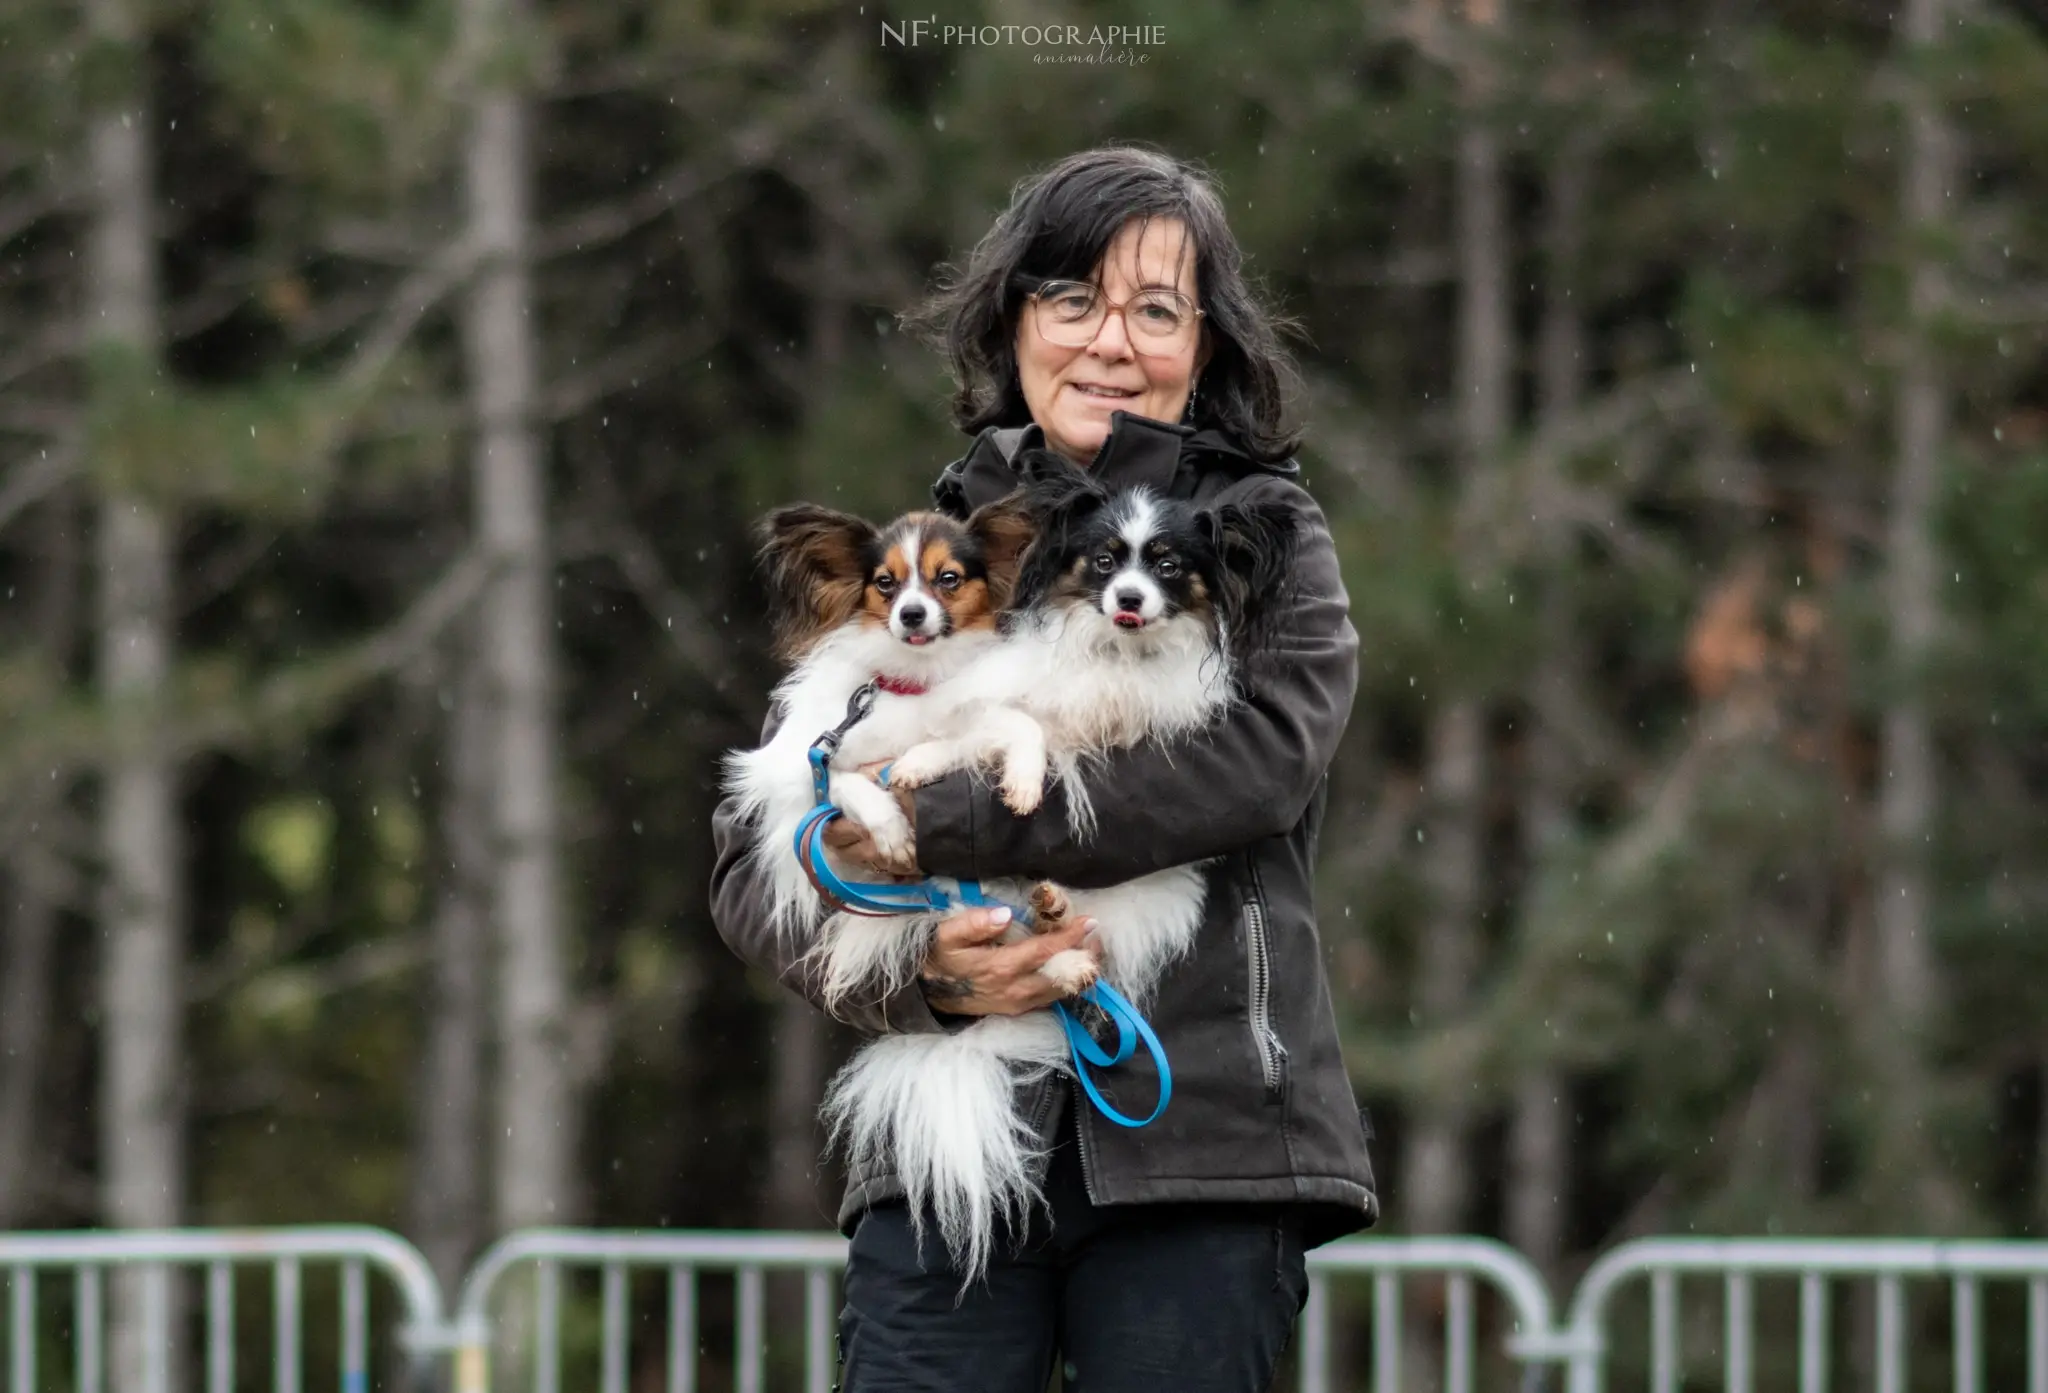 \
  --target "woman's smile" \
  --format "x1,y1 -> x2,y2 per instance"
1066,381 -> 1144,405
